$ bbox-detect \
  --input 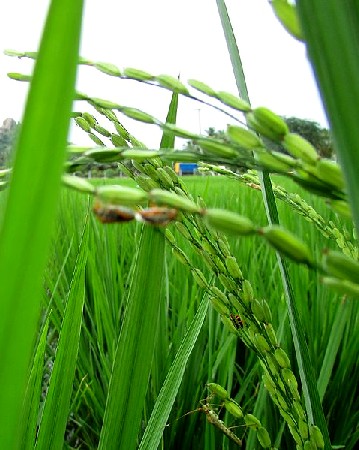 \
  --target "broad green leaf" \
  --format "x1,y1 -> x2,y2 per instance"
98,227 -> 165,450
0,0 -> 84,447
297,1 -> 359,238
